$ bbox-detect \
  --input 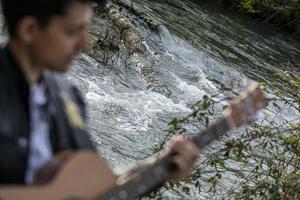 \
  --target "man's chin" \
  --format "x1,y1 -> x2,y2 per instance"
46,63 -> 70,73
